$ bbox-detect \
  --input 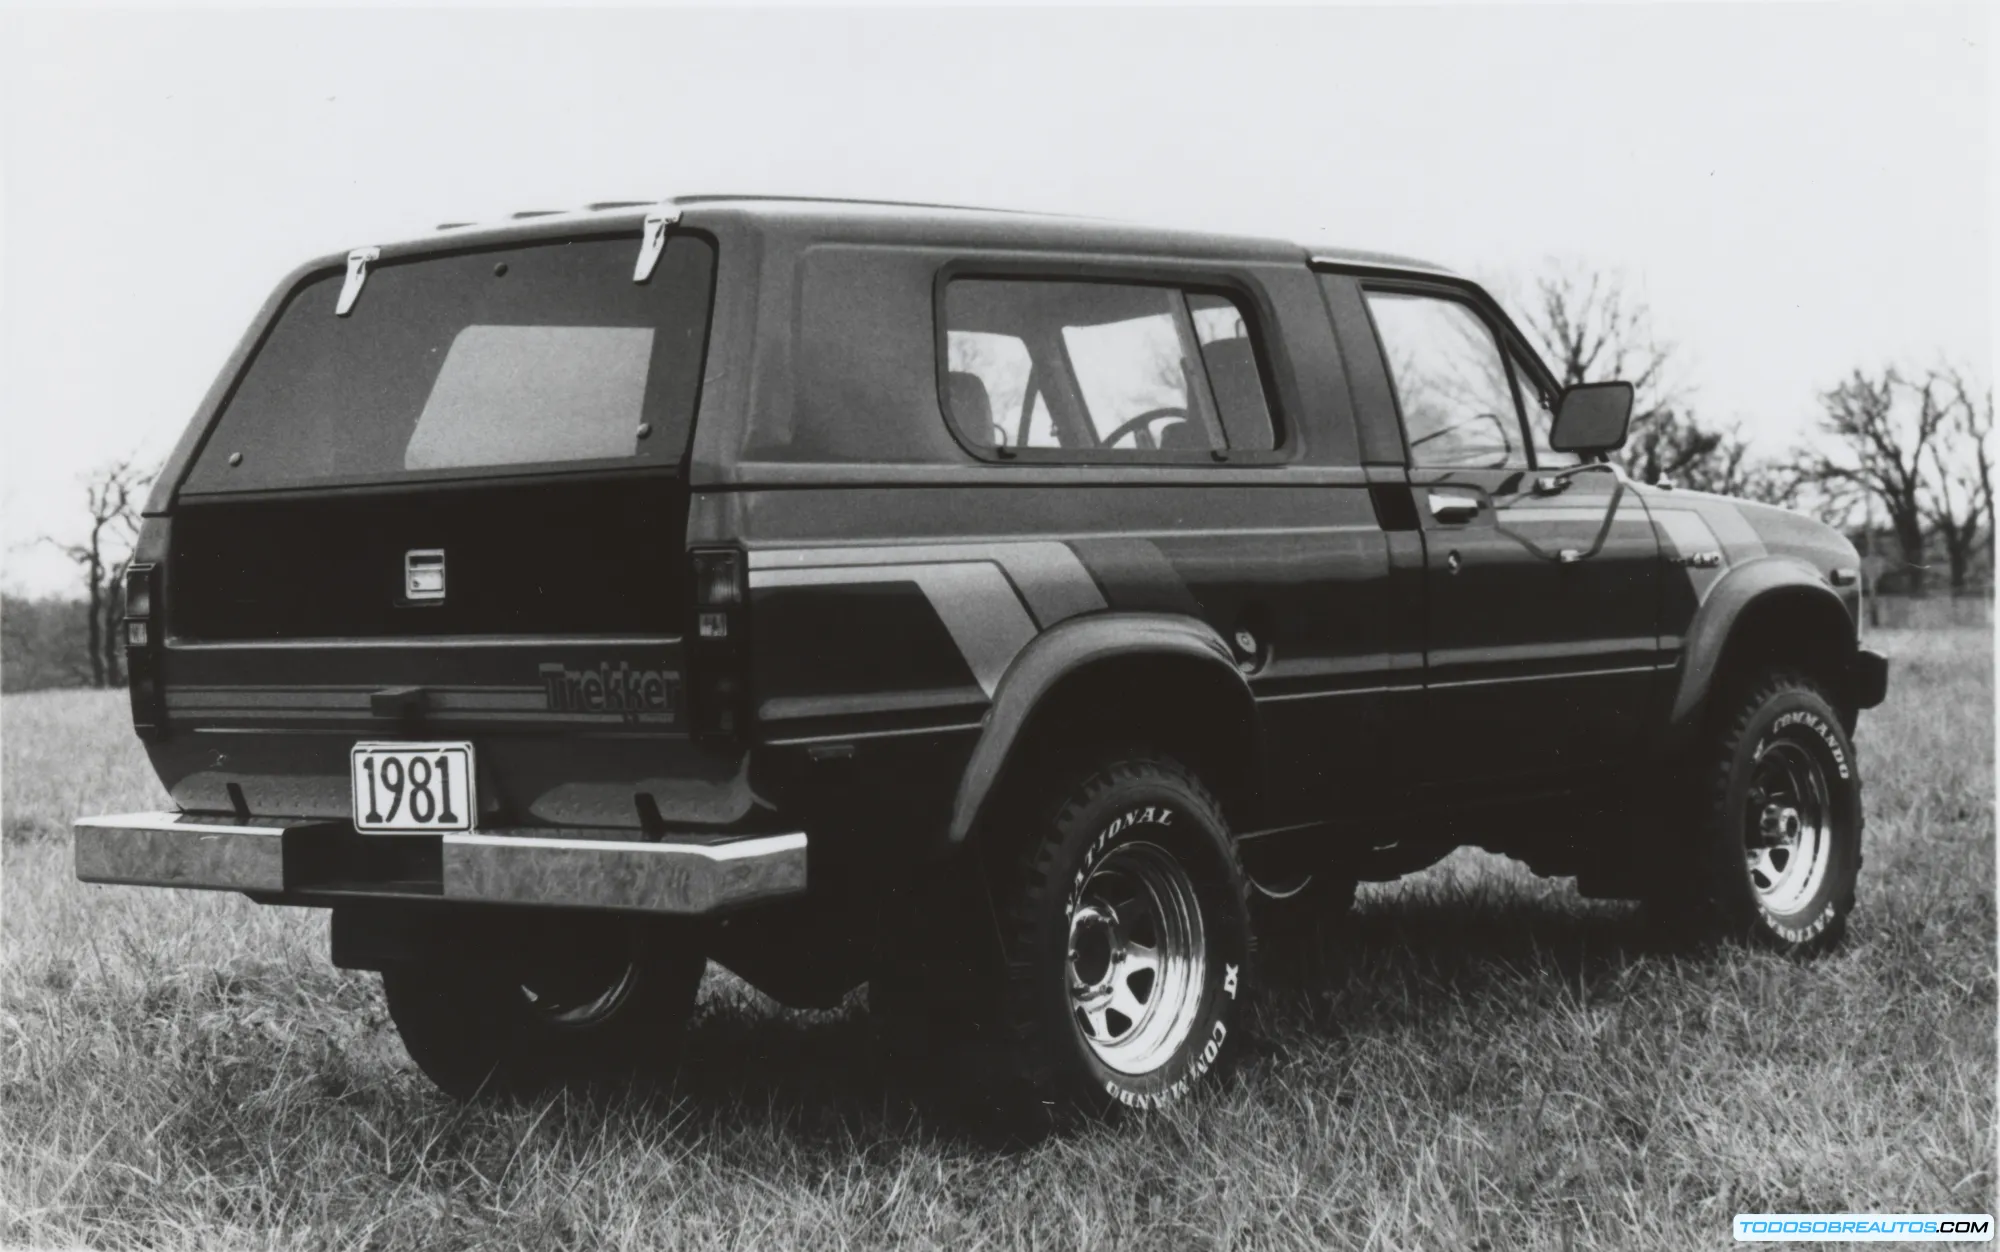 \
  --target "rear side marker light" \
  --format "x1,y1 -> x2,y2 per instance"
124,566 -> 153,619
124,563 -> 164,738
689,547 -> 748,739
693,551 -> 742,607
